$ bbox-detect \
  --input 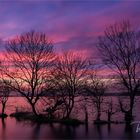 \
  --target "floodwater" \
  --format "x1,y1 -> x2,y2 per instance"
0,97 -> 140,140
0,117 -> 140,139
